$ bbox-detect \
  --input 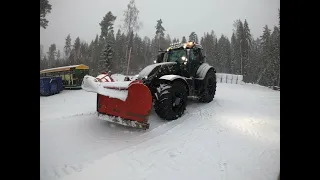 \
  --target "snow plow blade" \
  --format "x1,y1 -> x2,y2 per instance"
82,75 -> 152,129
